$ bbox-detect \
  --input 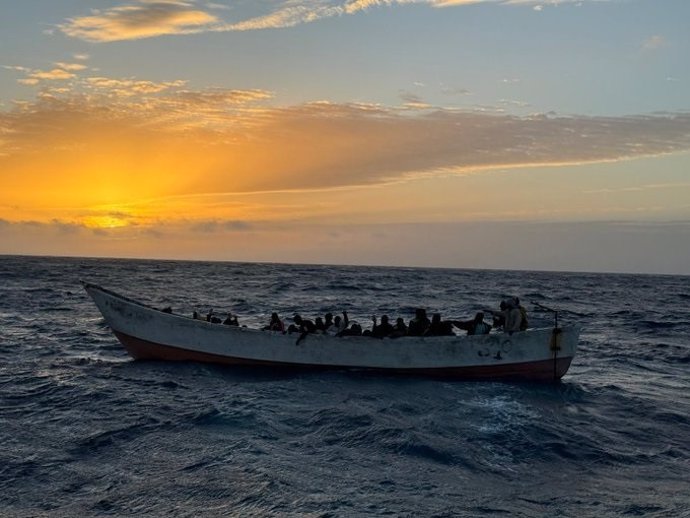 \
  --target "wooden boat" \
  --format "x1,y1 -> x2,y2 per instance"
84,283 -> 580,382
